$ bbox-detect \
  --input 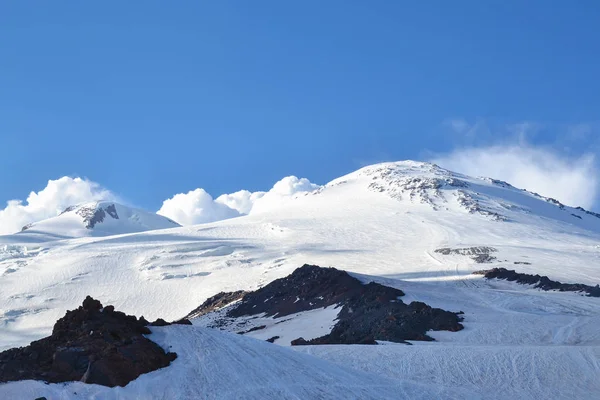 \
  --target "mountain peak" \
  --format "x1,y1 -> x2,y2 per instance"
323,160 -> 600,227
59,201 -> 121,229
20,201 -> 180,238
